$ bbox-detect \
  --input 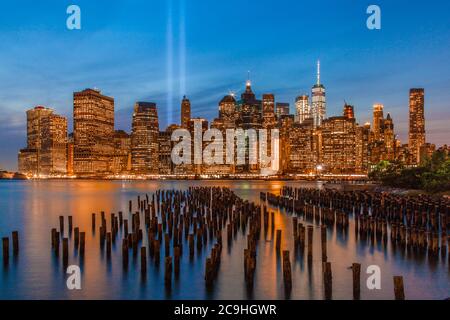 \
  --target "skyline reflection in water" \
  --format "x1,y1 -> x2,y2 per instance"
0,180 -> 448,300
